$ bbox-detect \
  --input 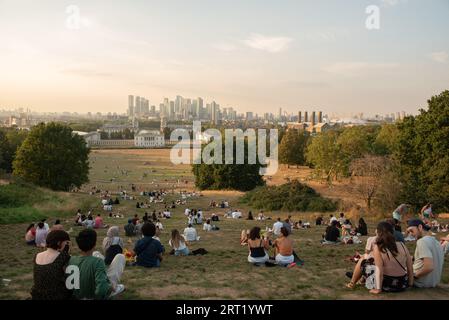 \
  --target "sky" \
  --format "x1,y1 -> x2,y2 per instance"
0,0 -> 448,116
